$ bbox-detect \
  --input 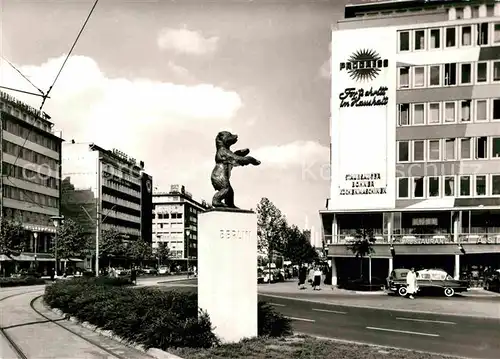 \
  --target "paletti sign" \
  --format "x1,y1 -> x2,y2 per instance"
338,49 -> 389,108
